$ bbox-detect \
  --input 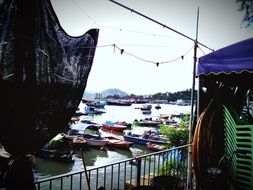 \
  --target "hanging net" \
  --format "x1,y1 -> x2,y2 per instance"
0,0 -> 99,155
